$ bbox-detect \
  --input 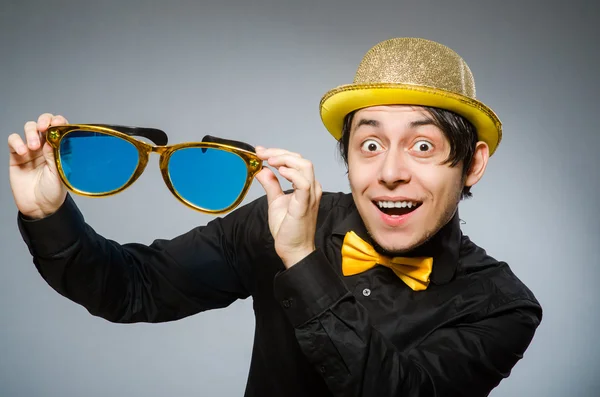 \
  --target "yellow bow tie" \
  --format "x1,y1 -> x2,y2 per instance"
341,231 -> 433,291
